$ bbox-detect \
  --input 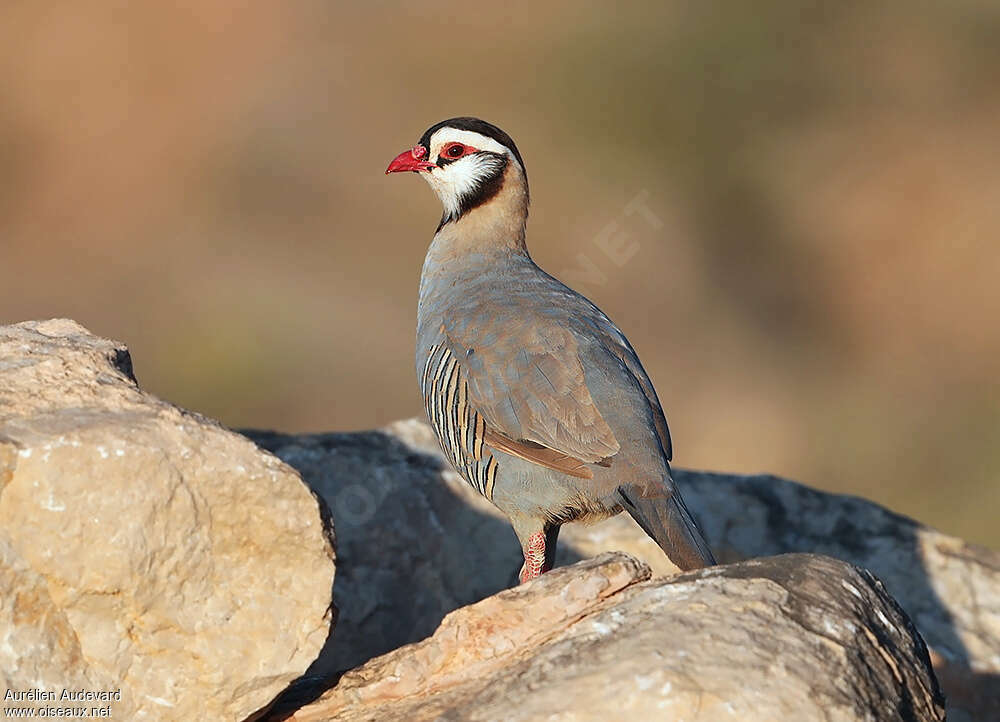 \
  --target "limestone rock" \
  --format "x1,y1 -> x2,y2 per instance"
248,419 -> 999,721
289,553 -> 944,722
1,533 -> 137,717
0,320 -> 336,721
